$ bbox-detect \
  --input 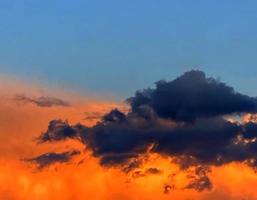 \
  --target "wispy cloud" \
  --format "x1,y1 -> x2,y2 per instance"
26,150 -> 80,169
15,94 -> 70,107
